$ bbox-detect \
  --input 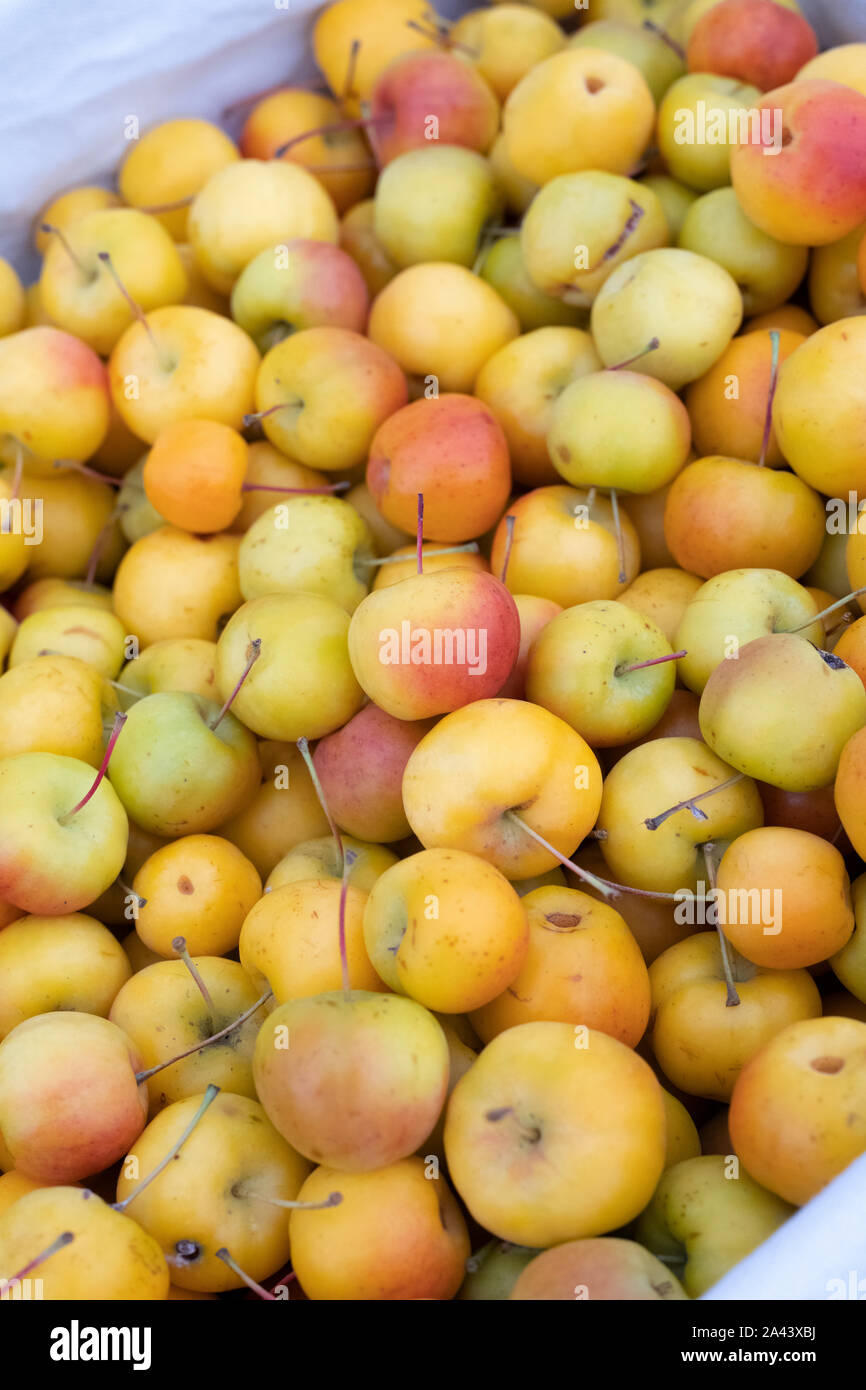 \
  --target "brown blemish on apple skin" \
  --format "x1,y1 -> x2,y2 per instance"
543,912 -> 582,932
810,1056 -> 844,1073
177,876 -> 194,895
